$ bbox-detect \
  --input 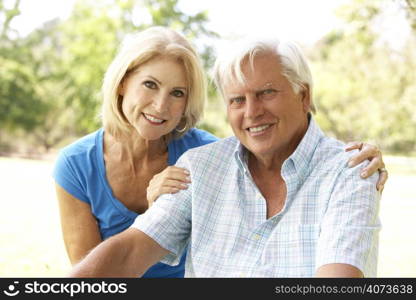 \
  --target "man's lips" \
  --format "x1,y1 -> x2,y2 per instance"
246,124 -> 272,133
